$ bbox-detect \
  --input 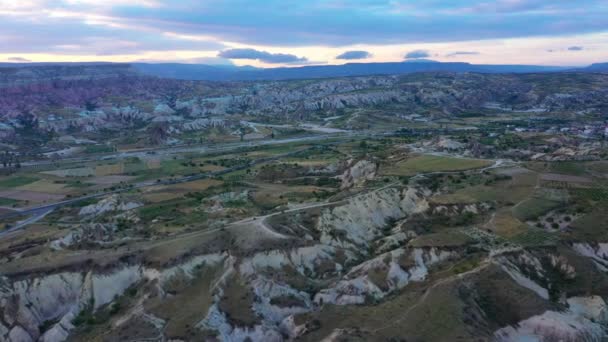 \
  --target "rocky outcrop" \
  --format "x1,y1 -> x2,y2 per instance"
0,267 -> 142,342
78,195 -> 141,218
495,296 -> 608,342
572,243 -> 608,271
317,187 -> 430,250
197,304 -> 283,342
239,244 -> 348,278
339,159 -> 377,189
49,223 -> 117,250
315,247 -> 456,305
0,252 -> 229,342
